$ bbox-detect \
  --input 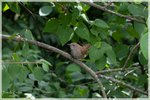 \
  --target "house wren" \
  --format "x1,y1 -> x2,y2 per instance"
68,43 -> 90,59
